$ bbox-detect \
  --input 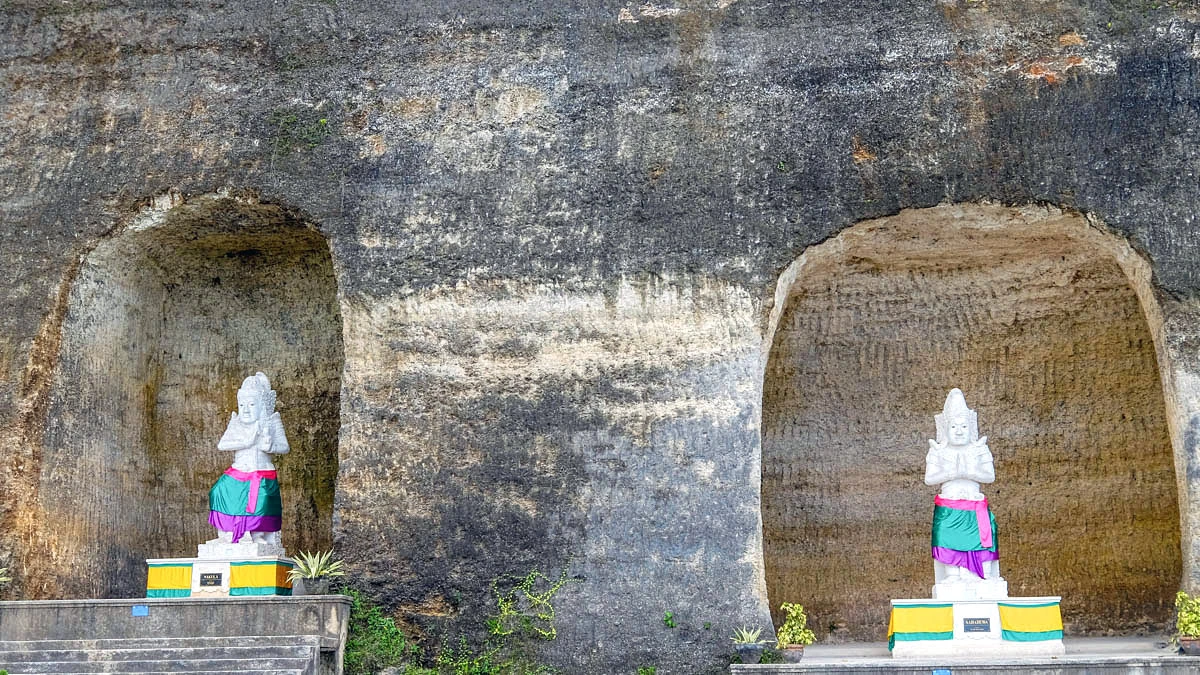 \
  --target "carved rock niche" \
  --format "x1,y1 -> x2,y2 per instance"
761,204 -> 1181,640
37,195 -> 343,598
